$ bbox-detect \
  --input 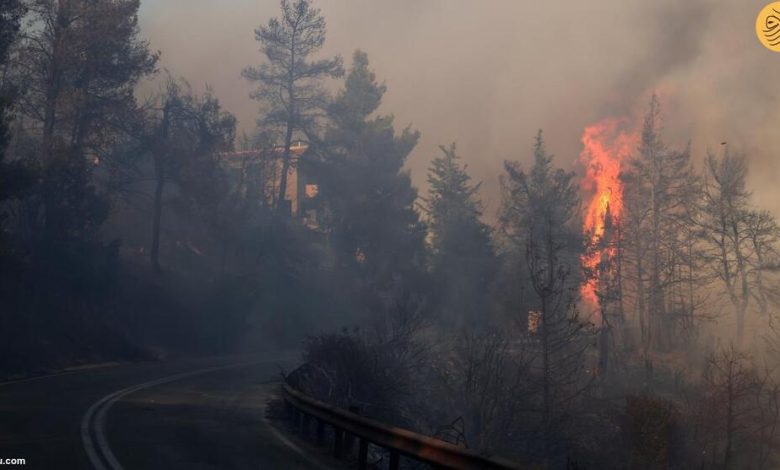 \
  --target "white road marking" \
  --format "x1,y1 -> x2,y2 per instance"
0,363 -> 120,388
80,361 -> 264,470
261,412 -> 334,470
